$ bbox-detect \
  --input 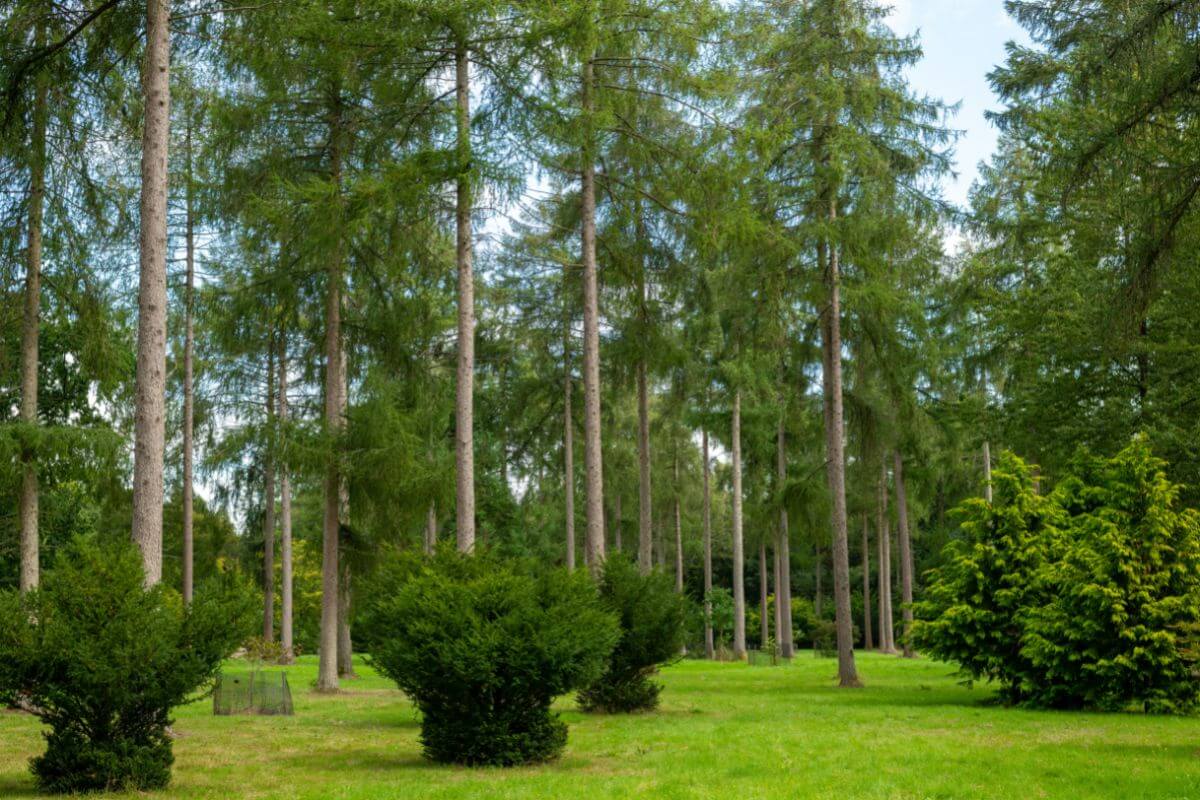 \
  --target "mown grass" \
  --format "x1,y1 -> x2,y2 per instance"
2,652 -> 1198,799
